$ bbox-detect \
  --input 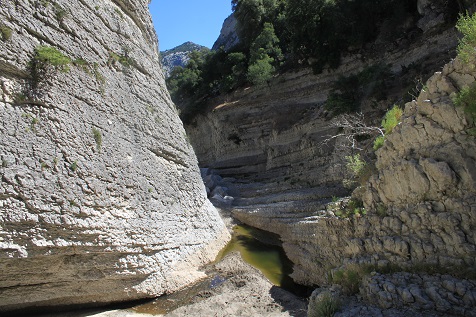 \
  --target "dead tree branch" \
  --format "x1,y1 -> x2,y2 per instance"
321,113 -> 383,151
